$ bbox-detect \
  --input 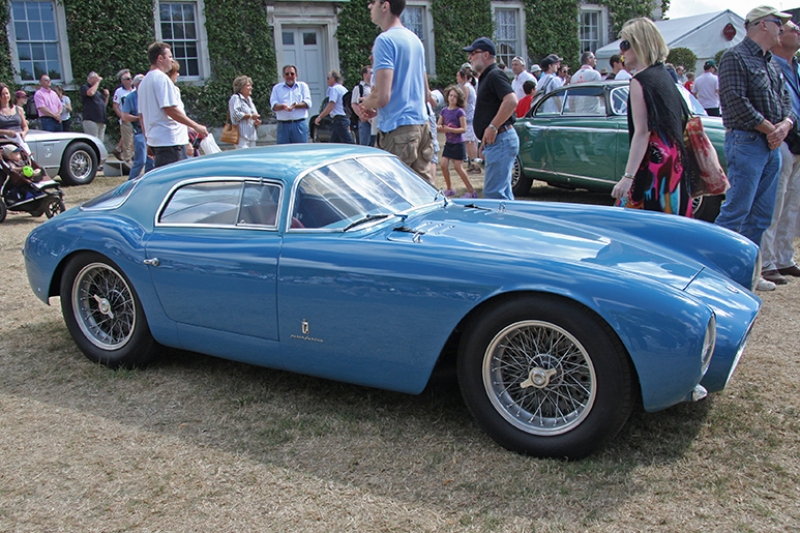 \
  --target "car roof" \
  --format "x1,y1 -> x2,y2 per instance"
142,143 -> 388,186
